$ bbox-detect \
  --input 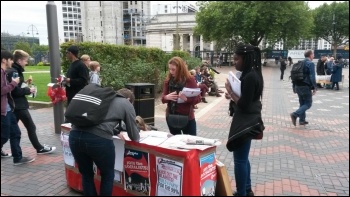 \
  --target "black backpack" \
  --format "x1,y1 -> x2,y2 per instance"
65,84 -> 117,127
290,60 -> 305,82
